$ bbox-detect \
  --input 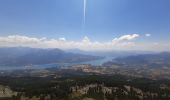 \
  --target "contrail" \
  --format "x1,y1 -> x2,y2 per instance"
83,0 -> 86,25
